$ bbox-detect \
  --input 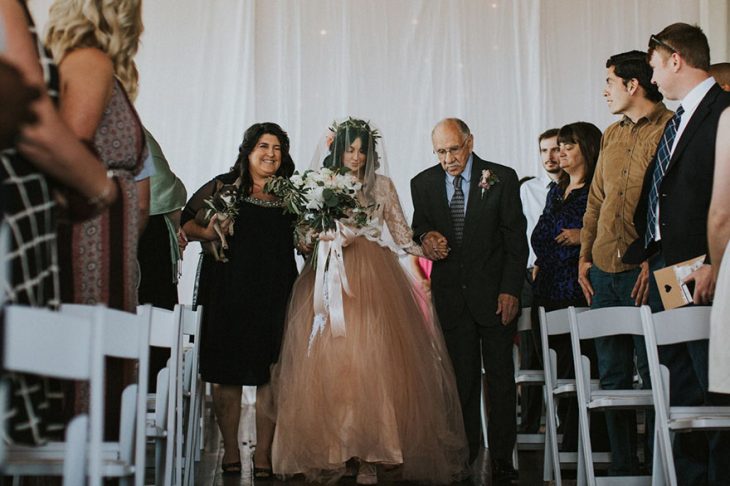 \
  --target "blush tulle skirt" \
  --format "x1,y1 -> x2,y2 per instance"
270,237 -> 468,484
